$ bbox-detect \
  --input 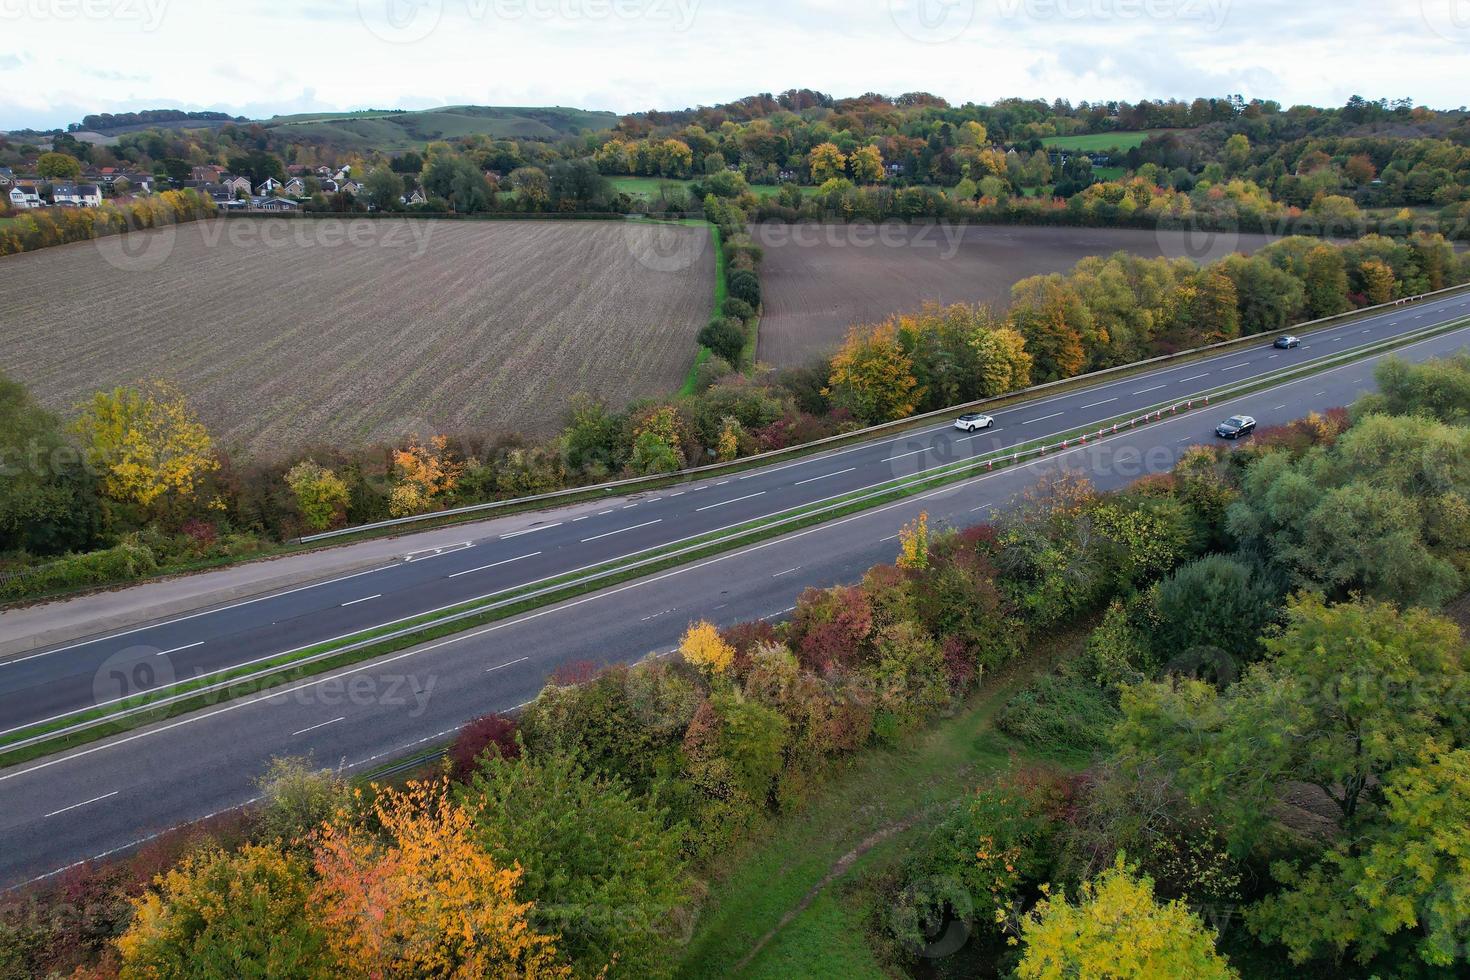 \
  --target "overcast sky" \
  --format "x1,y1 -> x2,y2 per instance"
3,0 -> 1468,131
